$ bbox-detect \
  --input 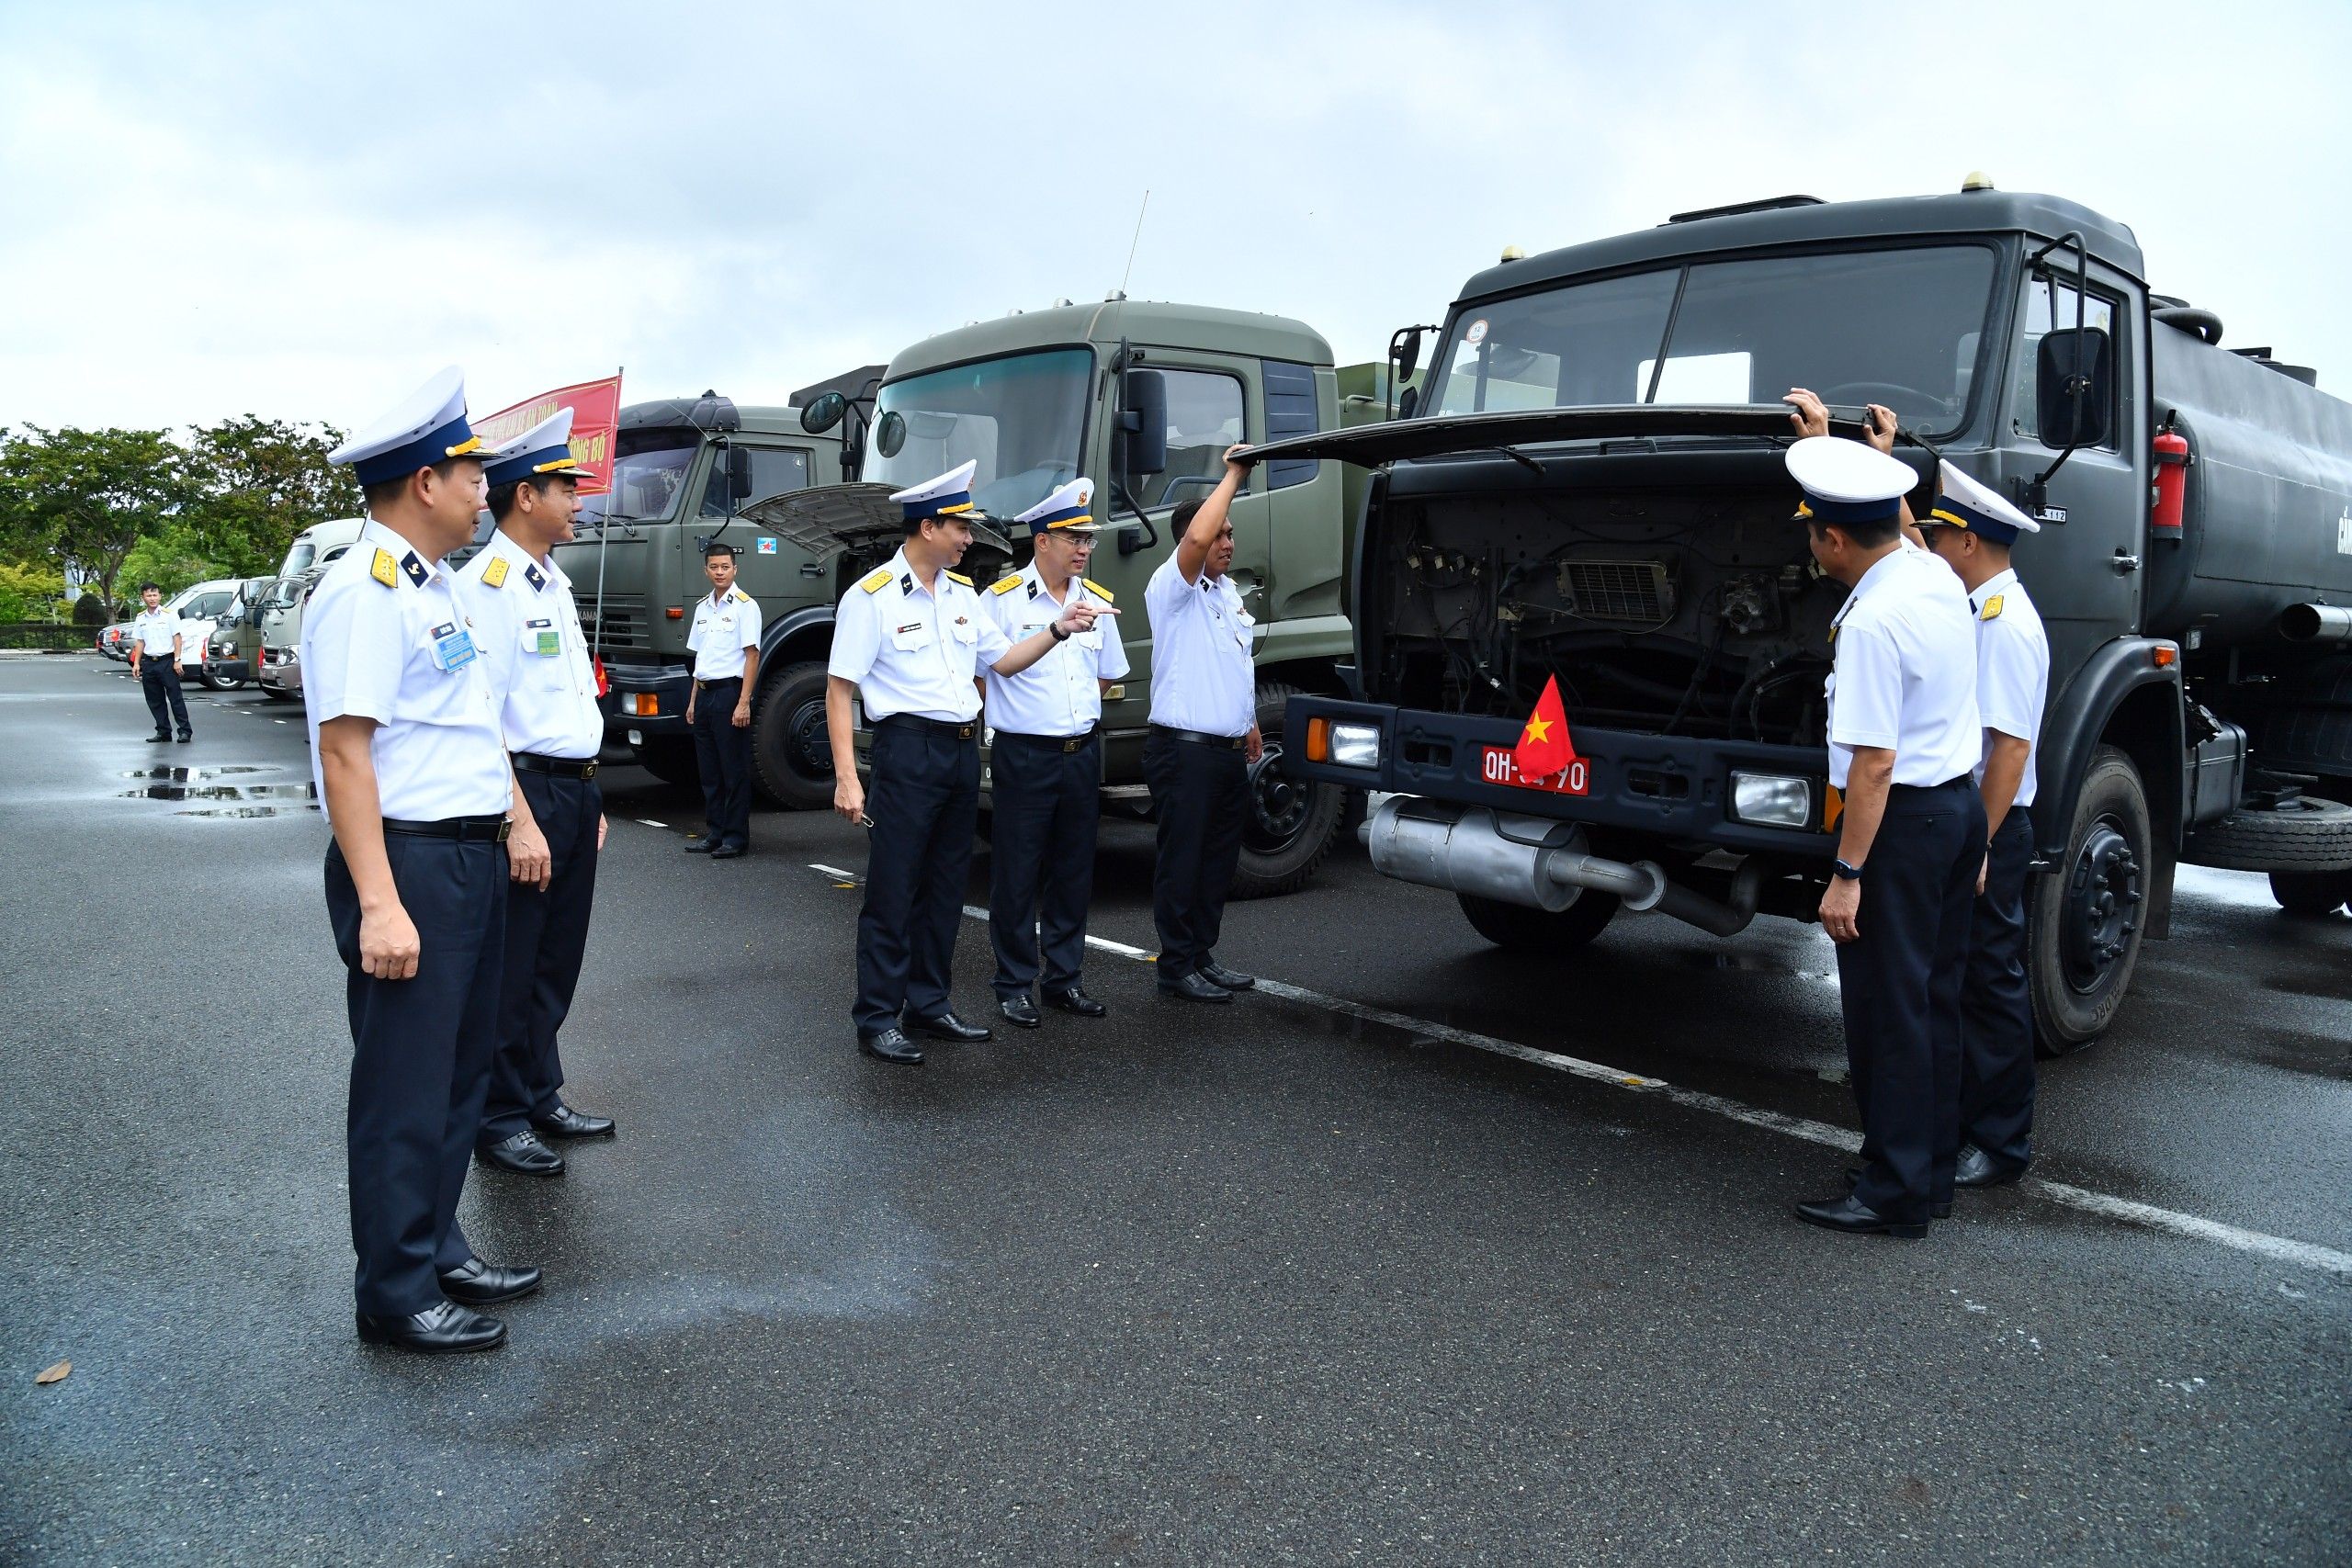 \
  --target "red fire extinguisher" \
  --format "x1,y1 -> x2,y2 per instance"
2152,419 -> 2189,536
